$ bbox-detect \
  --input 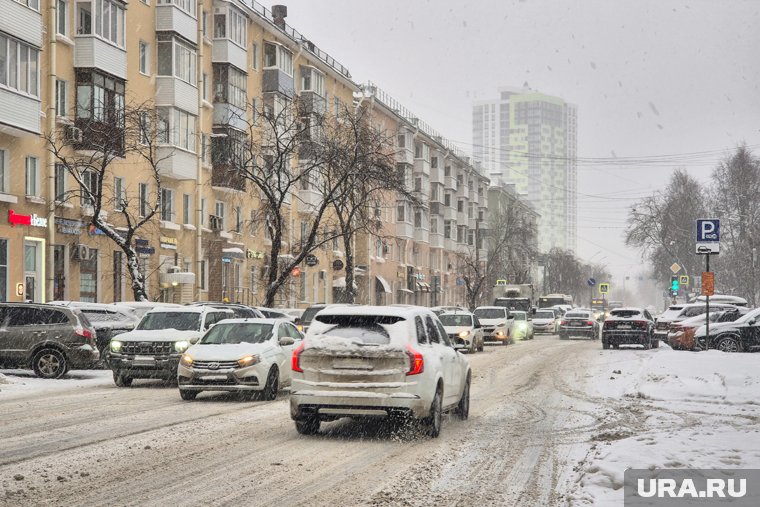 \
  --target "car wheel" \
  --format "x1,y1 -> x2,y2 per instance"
602,340 -> 610,350
477,339 -> 484,352
262,367 -> 279,400
504,334 -> 509,346
612,343 -> 620,349
424,387 -> 443,438
716,336 -> 741,353
179,389 -> 198,400
643,338 -> 651,350
295,417 -> 320,435
455,374 -> 471,420
32,348 -> 68,379
113,371 -> 133,387
652,339 -> 660,349
469,341 -> 476,354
